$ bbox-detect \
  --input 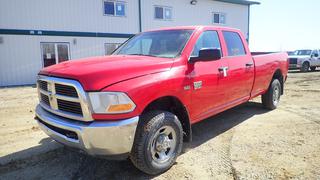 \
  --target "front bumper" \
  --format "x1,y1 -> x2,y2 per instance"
35,105 -> 138,158
289,64 -> 300,69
